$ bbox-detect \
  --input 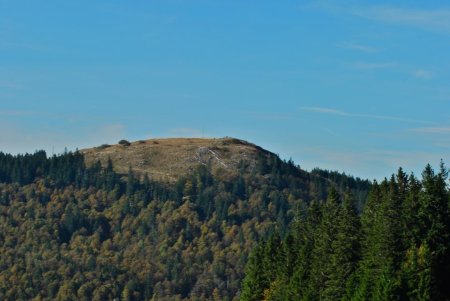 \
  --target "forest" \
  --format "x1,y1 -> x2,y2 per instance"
0,149 -> 368,300
241,164 -> 450,301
